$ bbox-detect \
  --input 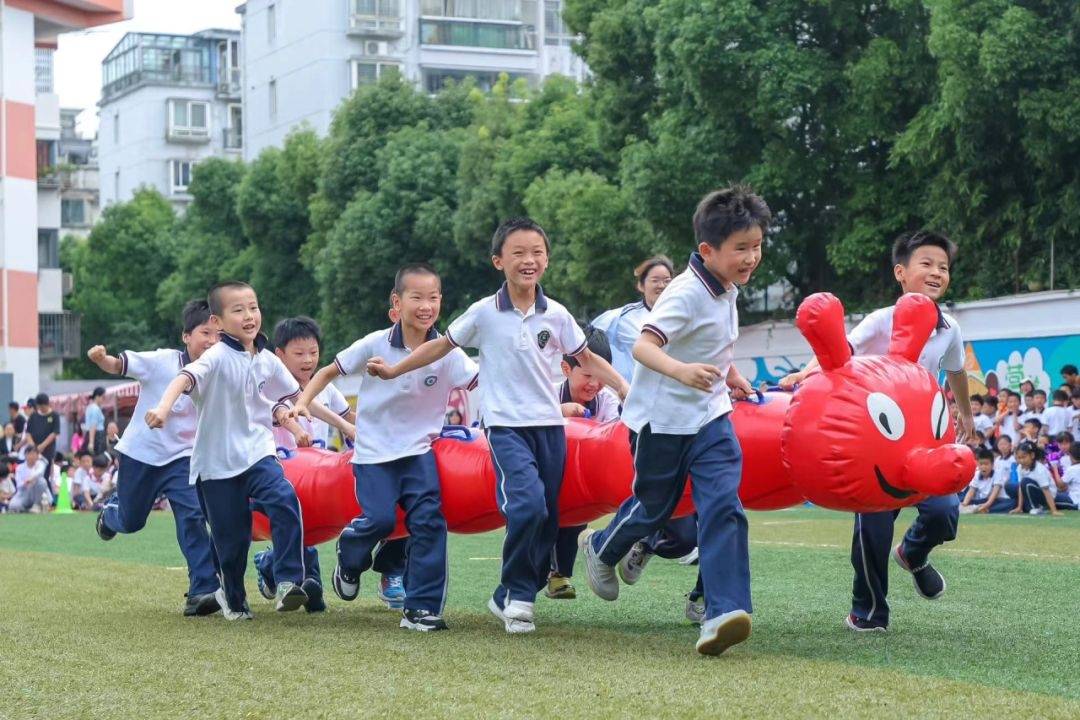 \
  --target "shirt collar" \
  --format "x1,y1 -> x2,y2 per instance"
180,350 -> 192,367
688,252 -> 736,299
934,305 -> 950,330
496,282 -> 548,313
388,322 -> 439,350
219,332 -> 268,353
